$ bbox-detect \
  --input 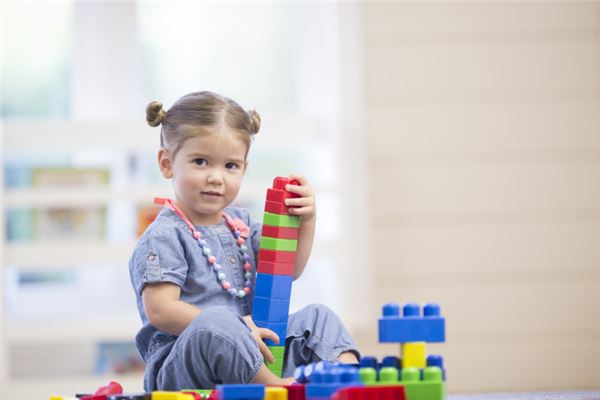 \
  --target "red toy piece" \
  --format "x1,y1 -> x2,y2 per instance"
272,177 -> 301,198
258,249 -> 296,264
267,188 -> 297,203
182,391 -> 203,400
80,381 -> 123,400
257,260 -> 295,276
261,225 -> 299,240
332,386 -> 406,400
284,384 -> 306,400
265,200 -> 291,215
